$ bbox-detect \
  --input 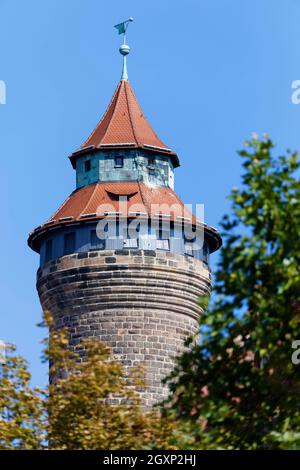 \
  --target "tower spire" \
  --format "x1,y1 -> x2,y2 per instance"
114,17 -> 133,81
